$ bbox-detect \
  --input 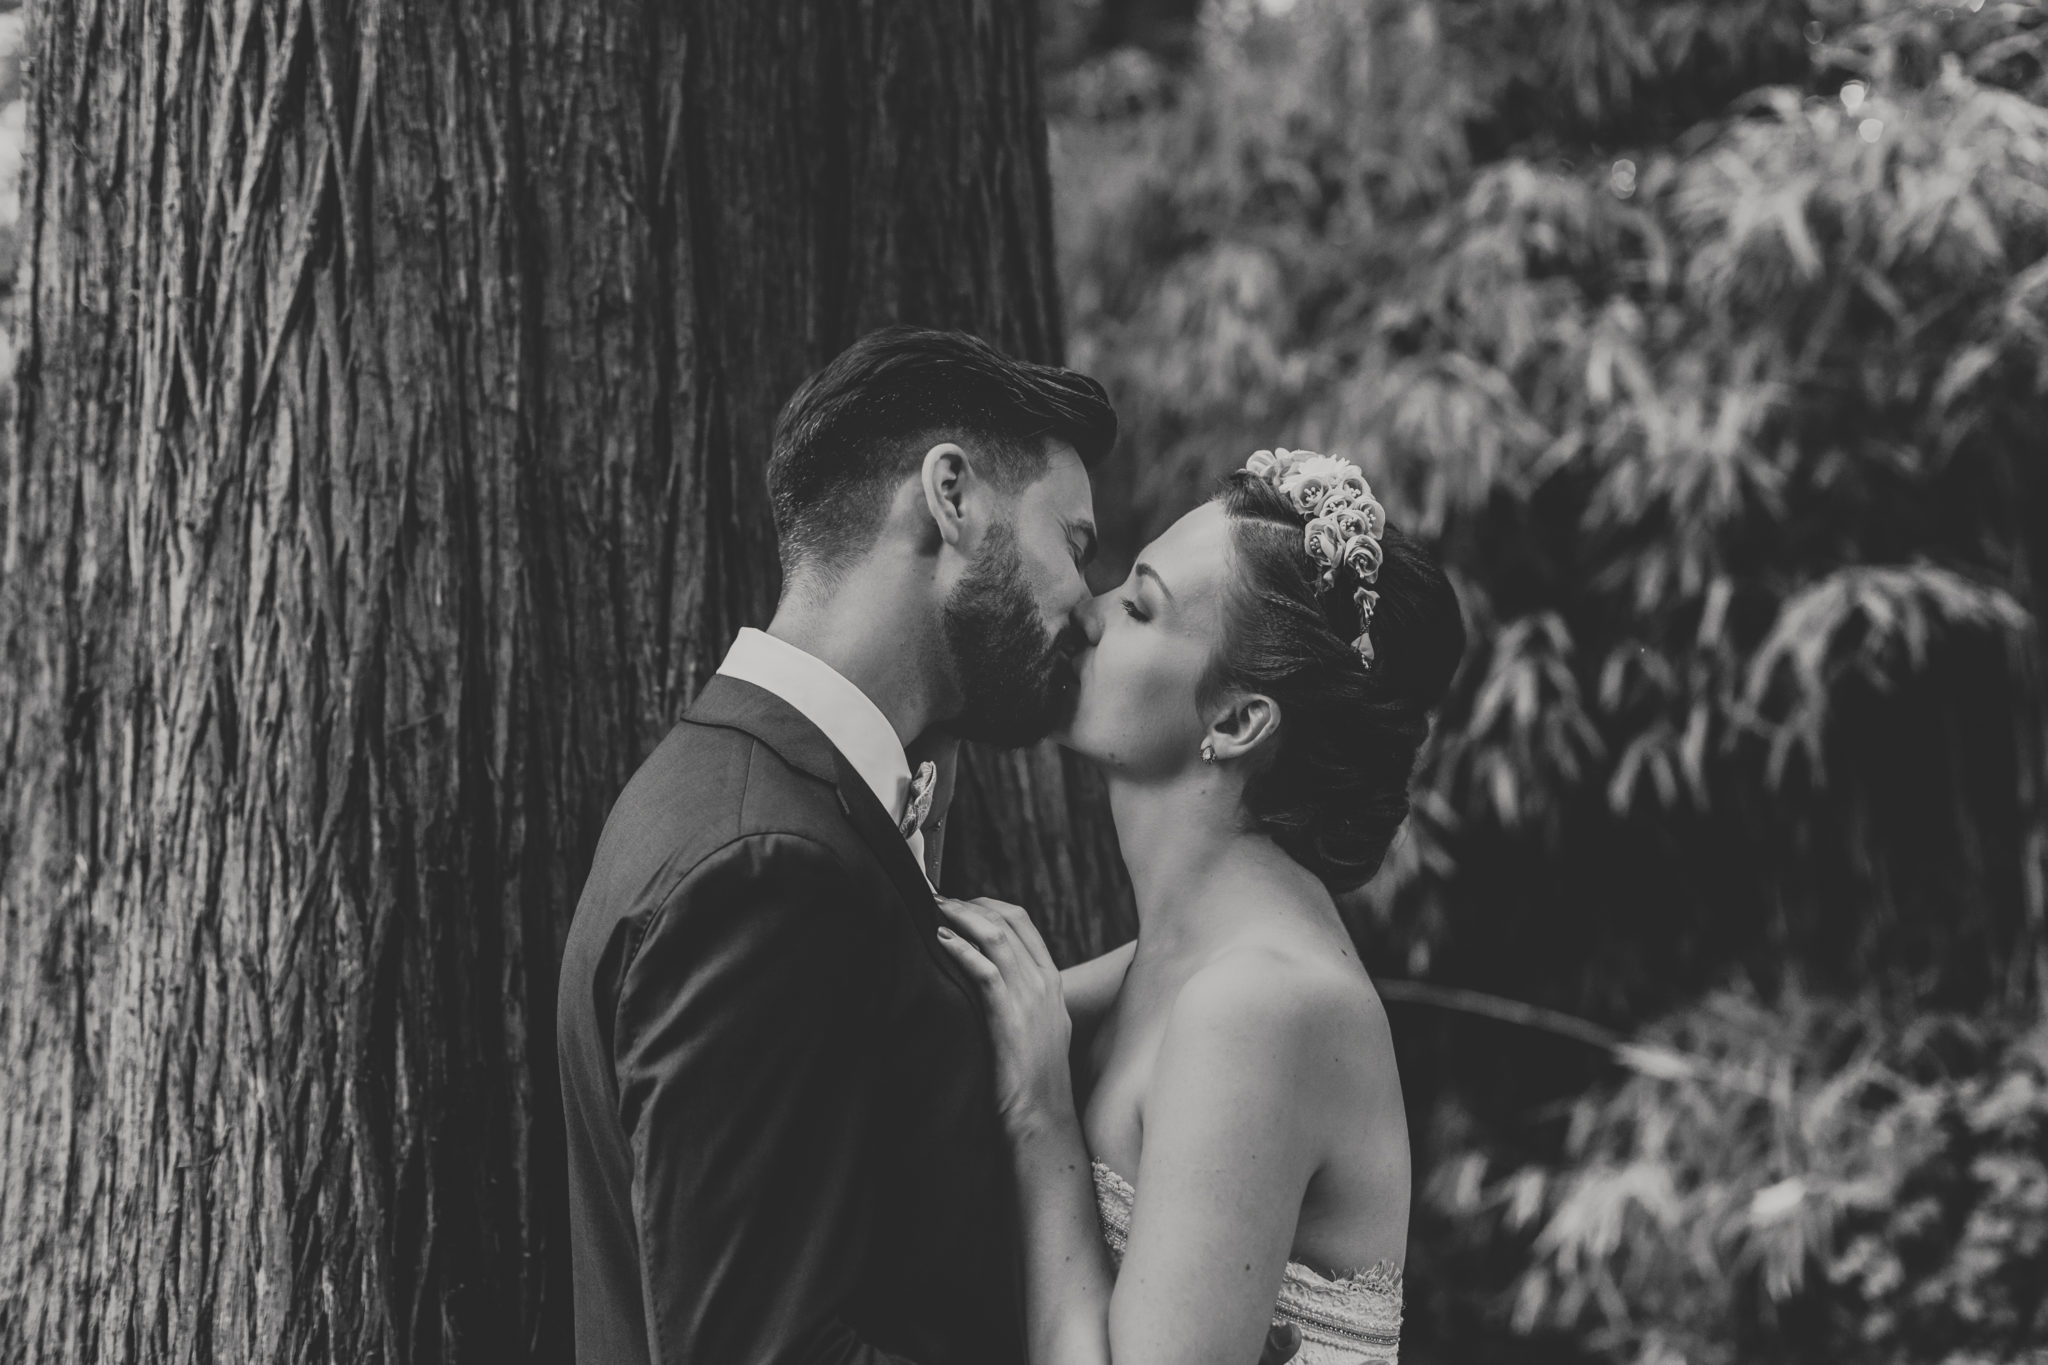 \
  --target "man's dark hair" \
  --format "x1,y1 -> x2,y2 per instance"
768,326 -> 1117,573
